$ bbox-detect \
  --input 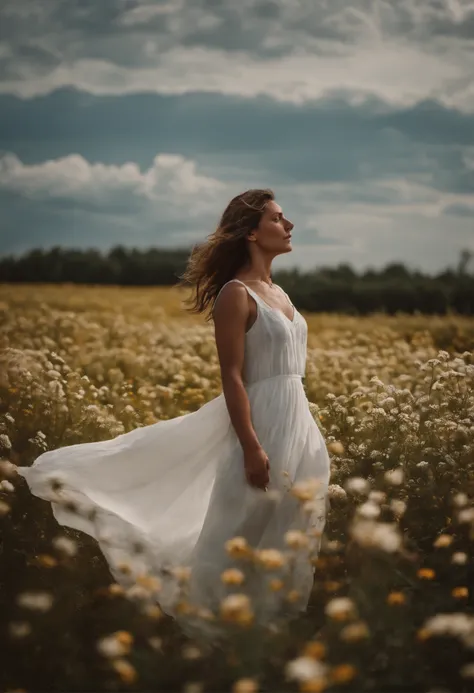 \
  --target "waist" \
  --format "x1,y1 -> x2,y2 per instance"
245,374 -> 303,386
